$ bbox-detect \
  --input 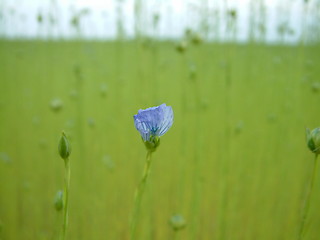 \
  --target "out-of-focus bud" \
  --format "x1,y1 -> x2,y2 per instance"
191,33 -> 203,45
176,41 -> 187,54
228,9 -> 237,19
50,98 -> 63,112
169,214 -> 186,231
311,82 -> 320,93
54,190 -> 64,212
